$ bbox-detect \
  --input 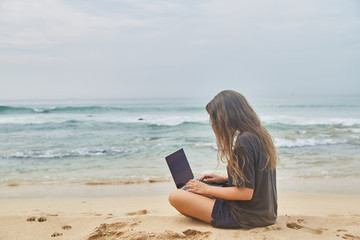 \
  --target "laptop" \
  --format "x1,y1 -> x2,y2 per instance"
165,148 -> 223,190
